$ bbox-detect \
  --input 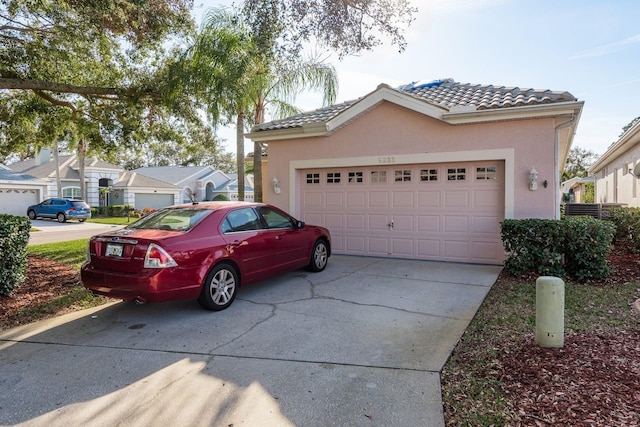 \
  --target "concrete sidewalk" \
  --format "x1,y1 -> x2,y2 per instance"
0,256 -> 502,426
